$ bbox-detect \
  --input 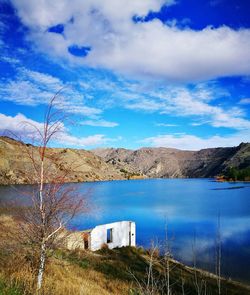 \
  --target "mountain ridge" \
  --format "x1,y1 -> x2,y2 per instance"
0,136 -> 125,185
92,143 -> 250,179
0,136 -> 249,184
